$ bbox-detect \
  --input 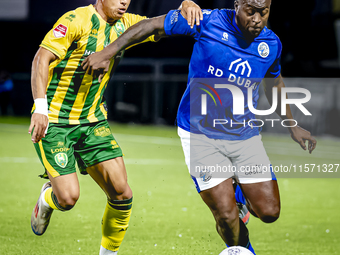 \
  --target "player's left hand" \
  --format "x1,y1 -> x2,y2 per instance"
289,126 -> 317,154
28,113 -> 49,143
181,0 -> 203,29
81,51 -> 110,82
